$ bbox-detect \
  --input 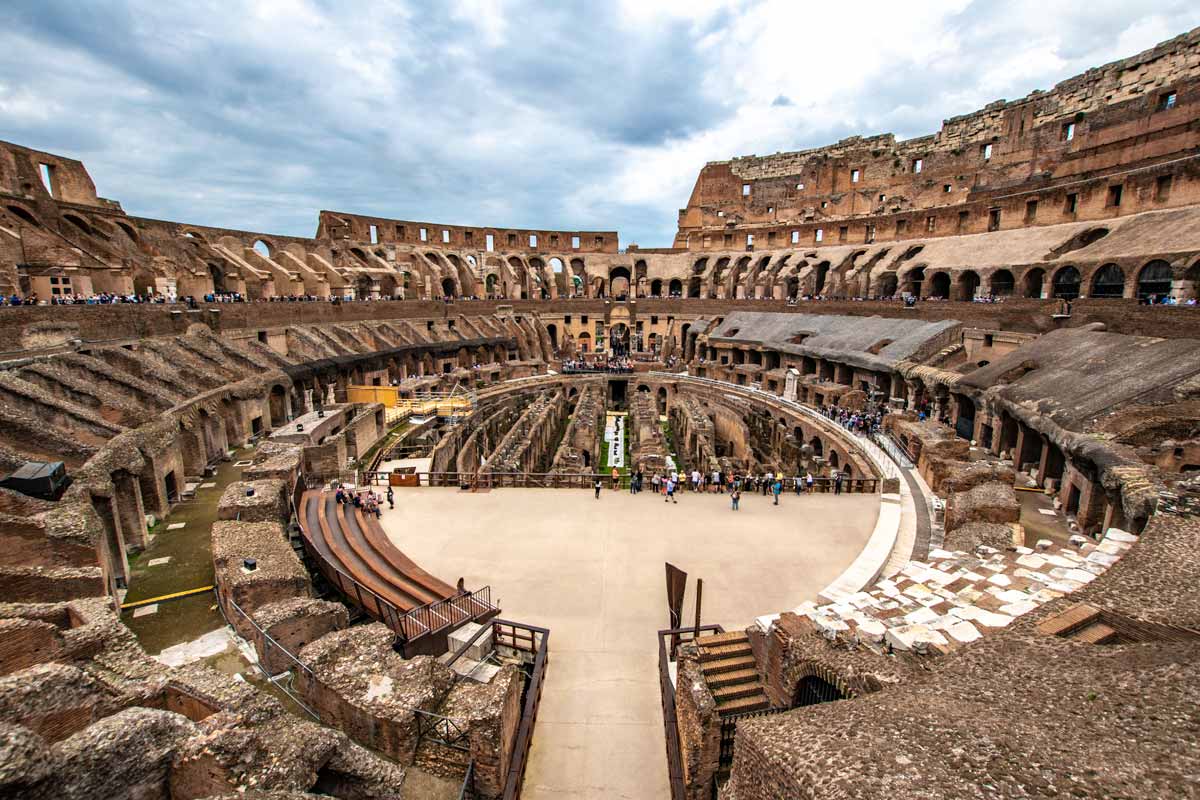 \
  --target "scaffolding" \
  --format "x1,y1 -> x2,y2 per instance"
346,383 -> 475,425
